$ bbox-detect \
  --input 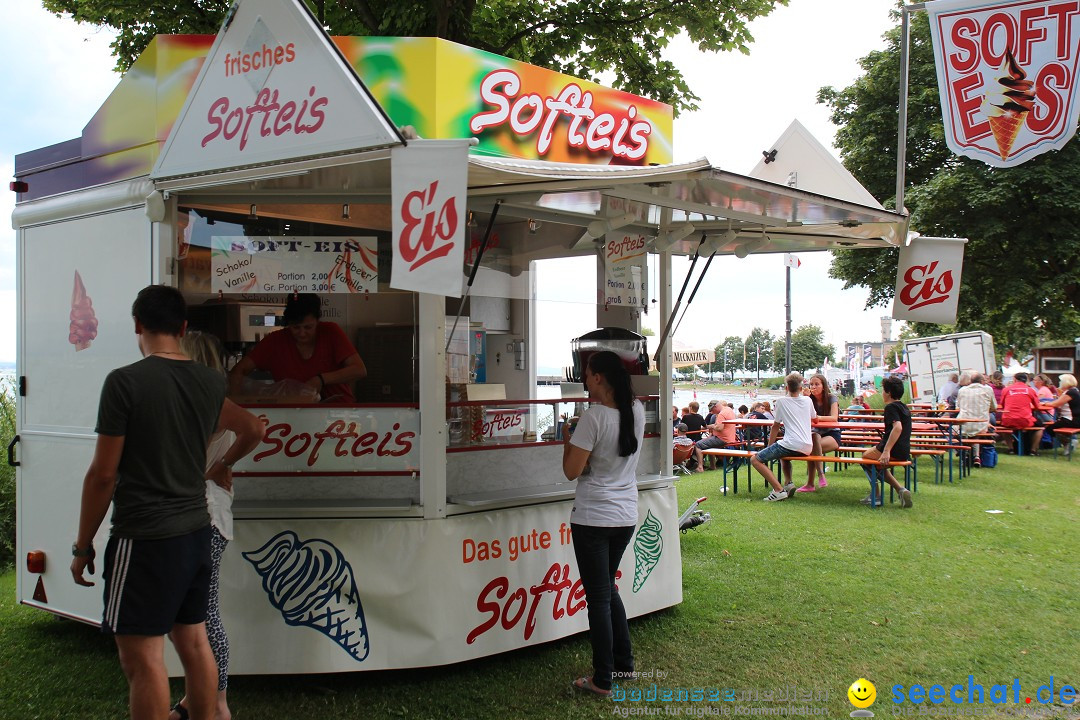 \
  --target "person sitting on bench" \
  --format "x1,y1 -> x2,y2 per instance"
860,375 -> 913,509
1000,373 -> 1044,455
750,373 -> 816,502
